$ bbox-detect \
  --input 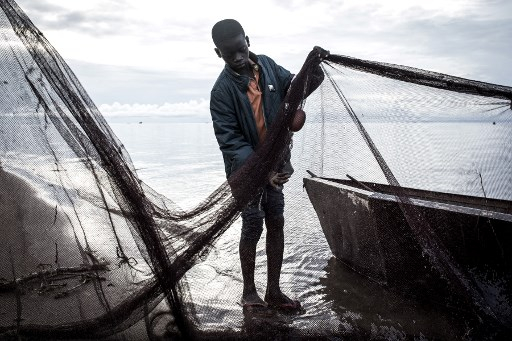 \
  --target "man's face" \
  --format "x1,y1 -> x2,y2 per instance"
215,34 -> 250,73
